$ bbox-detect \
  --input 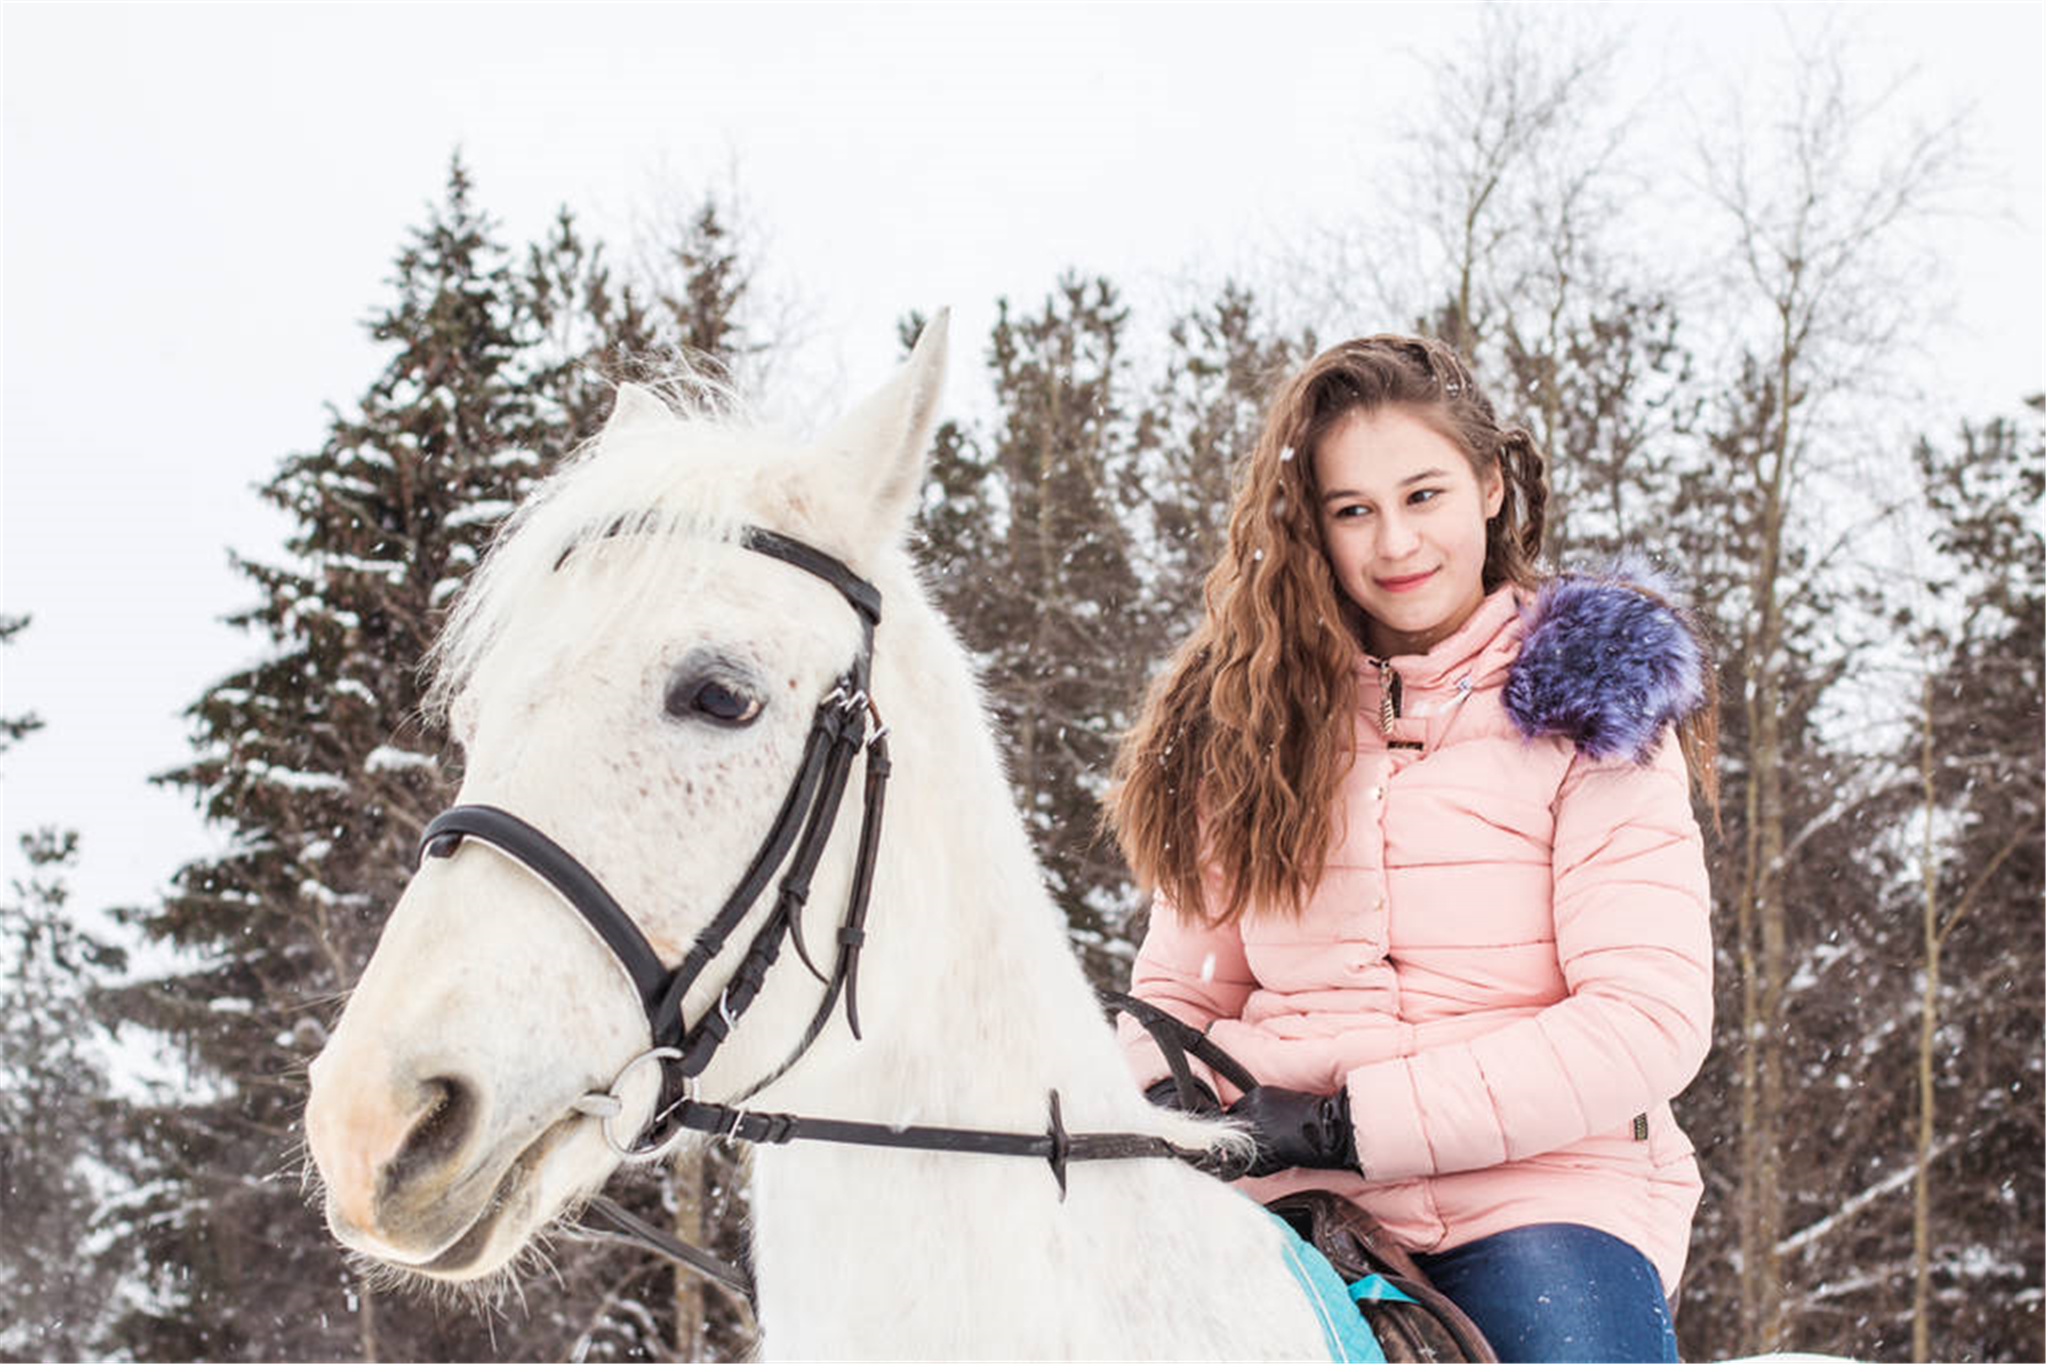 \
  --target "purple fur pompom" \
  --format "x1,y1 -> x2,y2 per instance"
1504,556 -> 1708,763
